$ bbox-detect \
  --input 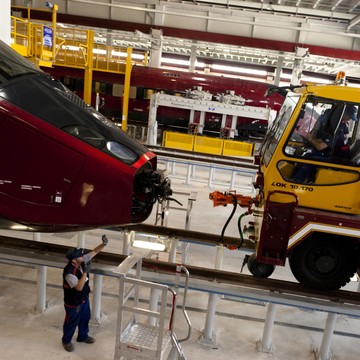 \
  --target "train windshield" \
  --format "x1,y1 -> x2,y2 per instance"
0,40 -> 39,82
261,94 -> 300,166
